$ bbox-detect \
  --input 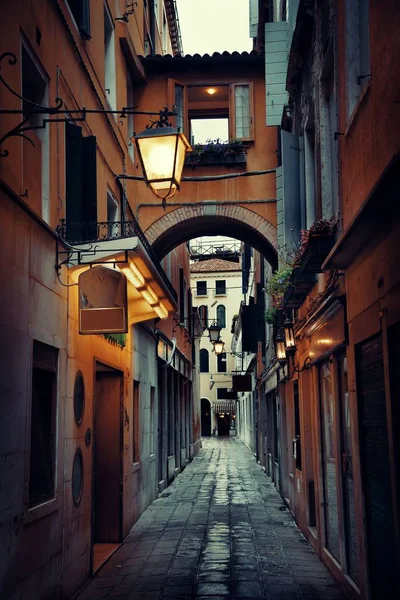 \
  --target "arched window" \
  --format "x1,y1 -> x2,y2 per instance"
198,305 -> 208,330
200,349 -> 209,372
216,305 -> 226,329
217,352 -> 227,373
